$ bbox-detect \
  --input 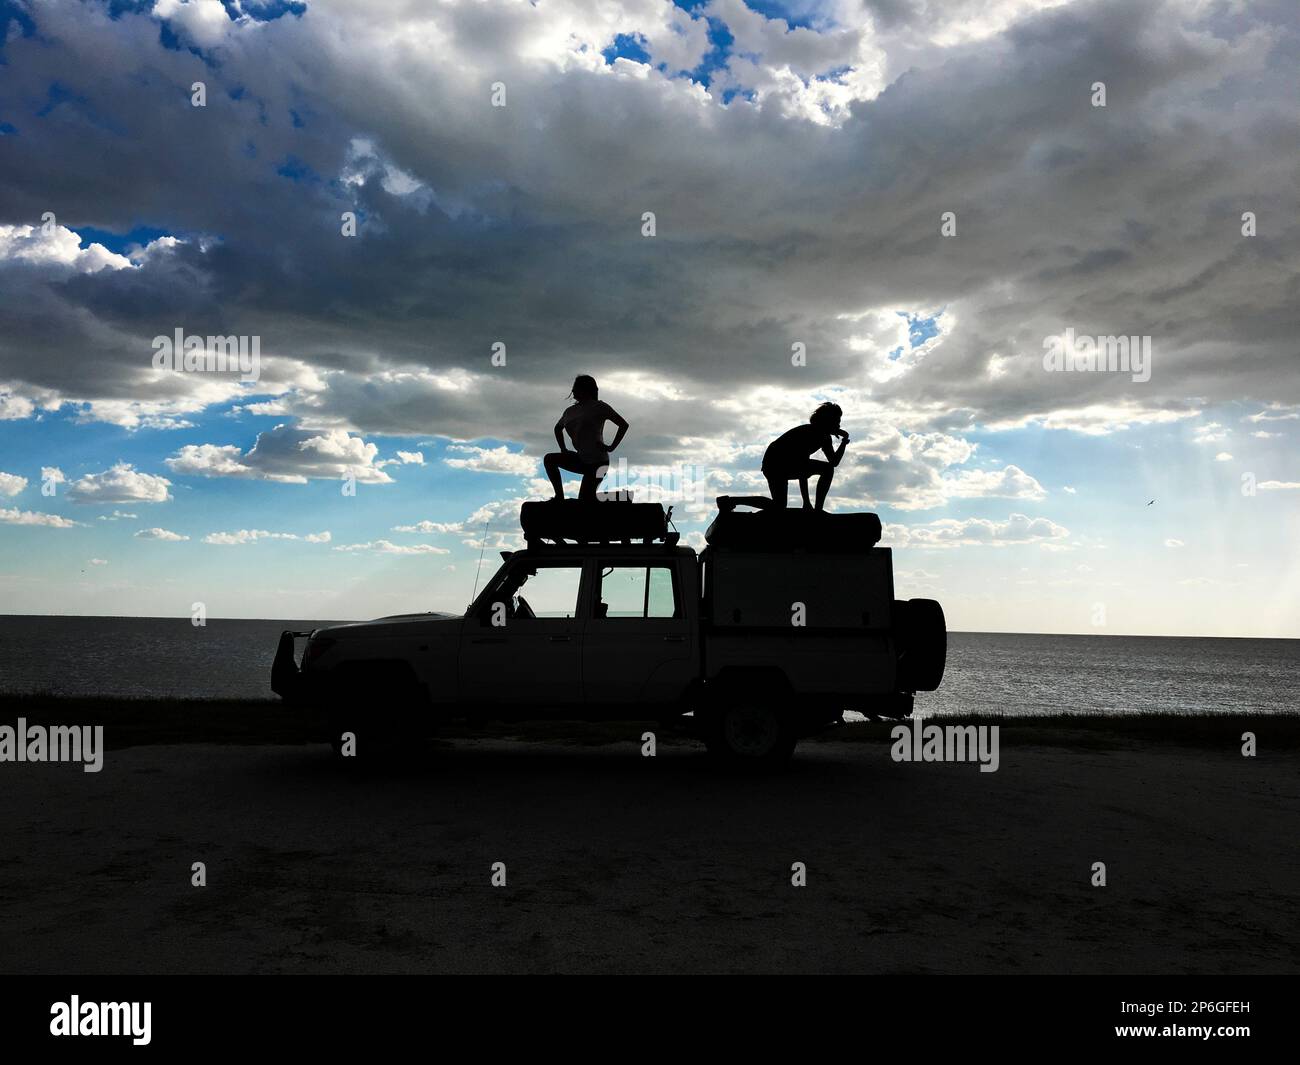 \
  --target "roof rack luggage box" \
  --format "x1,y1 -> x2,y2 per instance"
520,499 -> 671,545
704,508 -> 882,552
